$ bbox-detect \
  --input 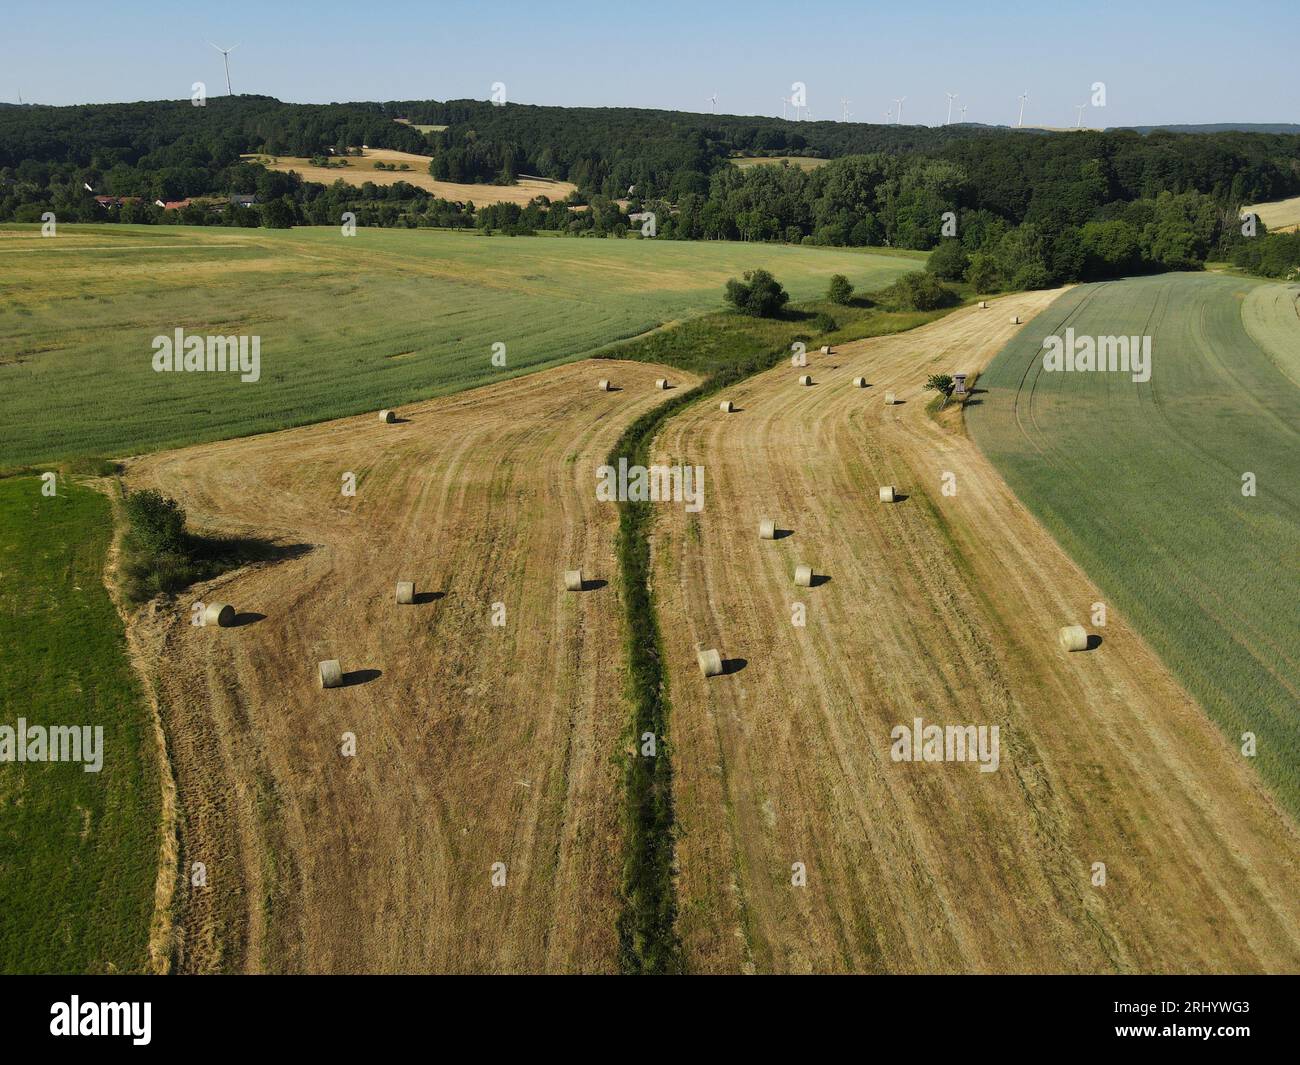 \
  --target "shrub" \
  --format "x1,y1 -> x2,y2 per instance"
827,274 -> 854,305
926,240 -> 969,281
723,269 -> 789,318
885,271 -> 956,311
811,312 -> 837,333
966,251 -> 1001,293
123,489 -> 187,555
